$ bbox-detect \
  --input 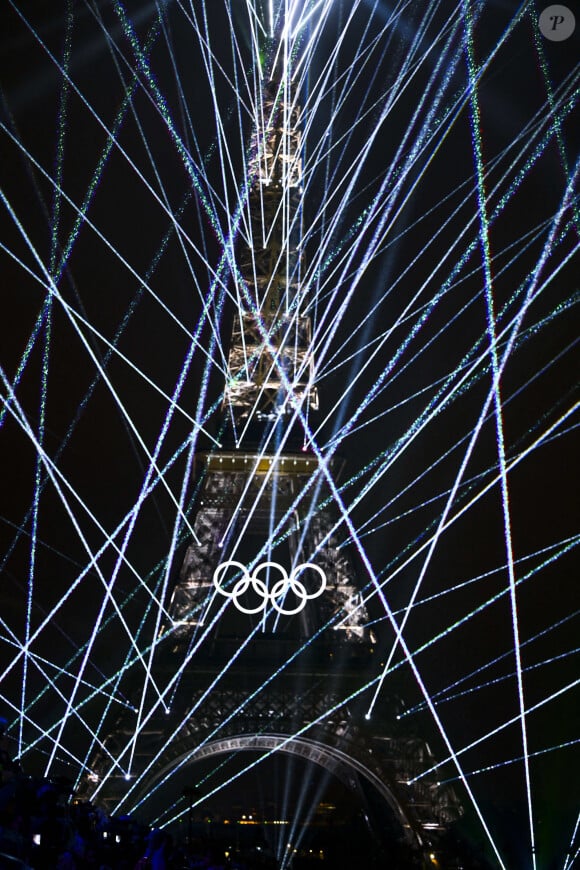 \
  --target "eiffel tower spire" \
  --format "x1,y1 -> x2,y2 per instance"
224,73 -> 317,434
